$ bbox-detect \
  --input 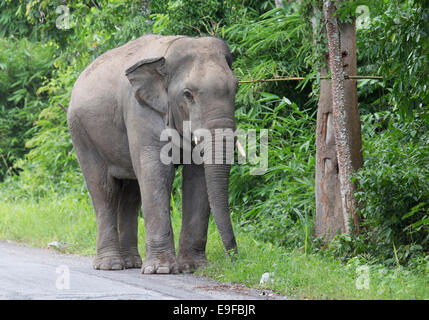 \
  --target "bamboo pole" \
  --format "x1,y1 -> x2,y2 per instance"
238,75 -> 383,84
